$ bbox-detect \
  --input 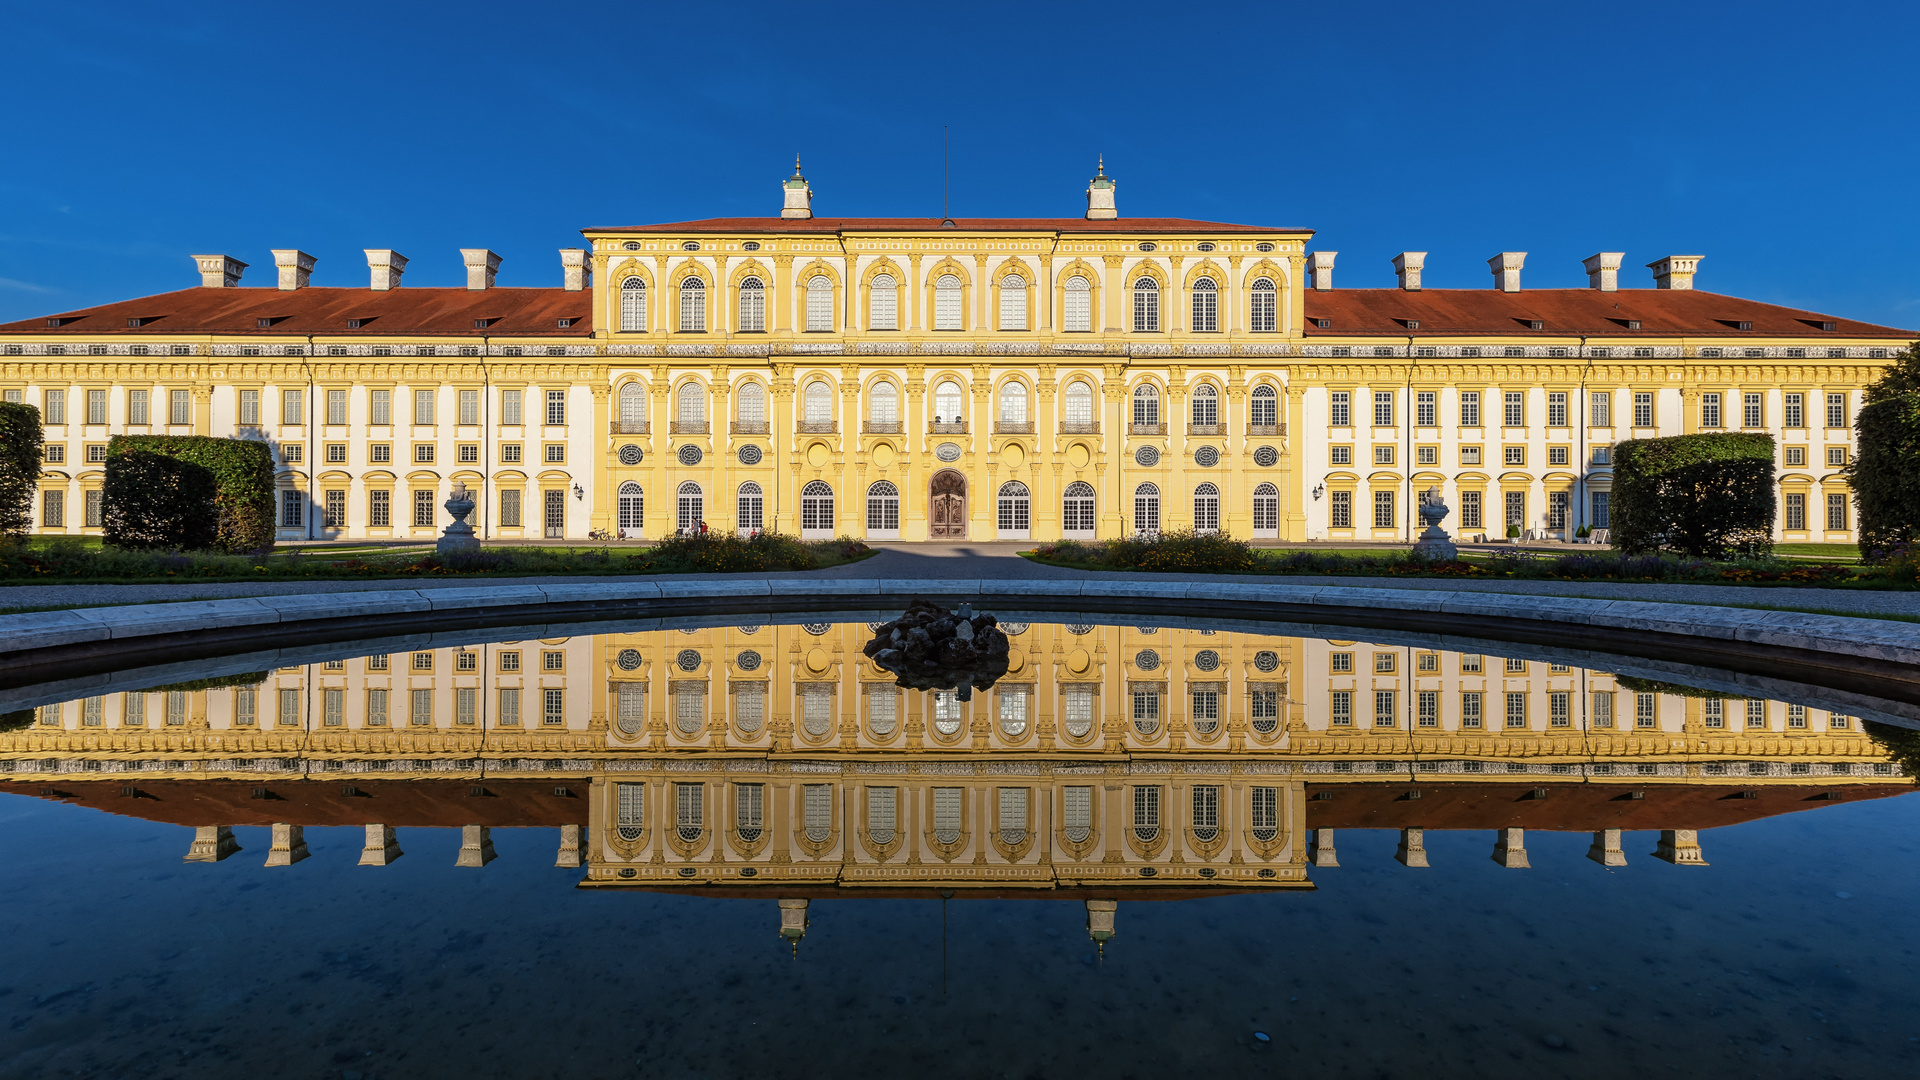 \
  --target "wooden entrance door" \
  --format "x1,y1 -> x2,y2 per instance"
929,471 -> 967,539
